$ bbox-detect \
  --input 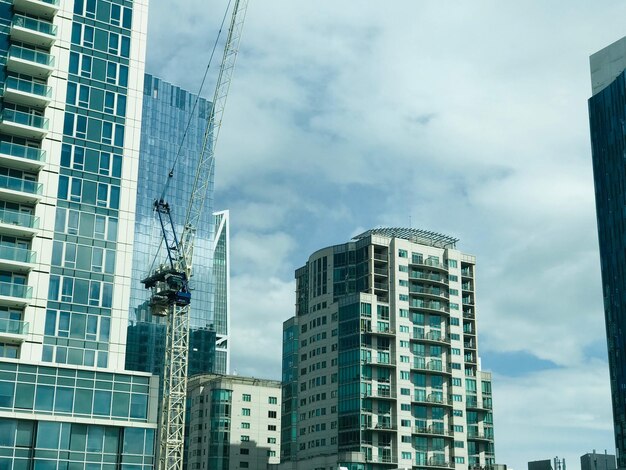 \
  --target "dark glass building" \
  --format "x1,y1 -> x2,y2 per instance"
125,74 -> 222,378
589,36 -> 626,467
